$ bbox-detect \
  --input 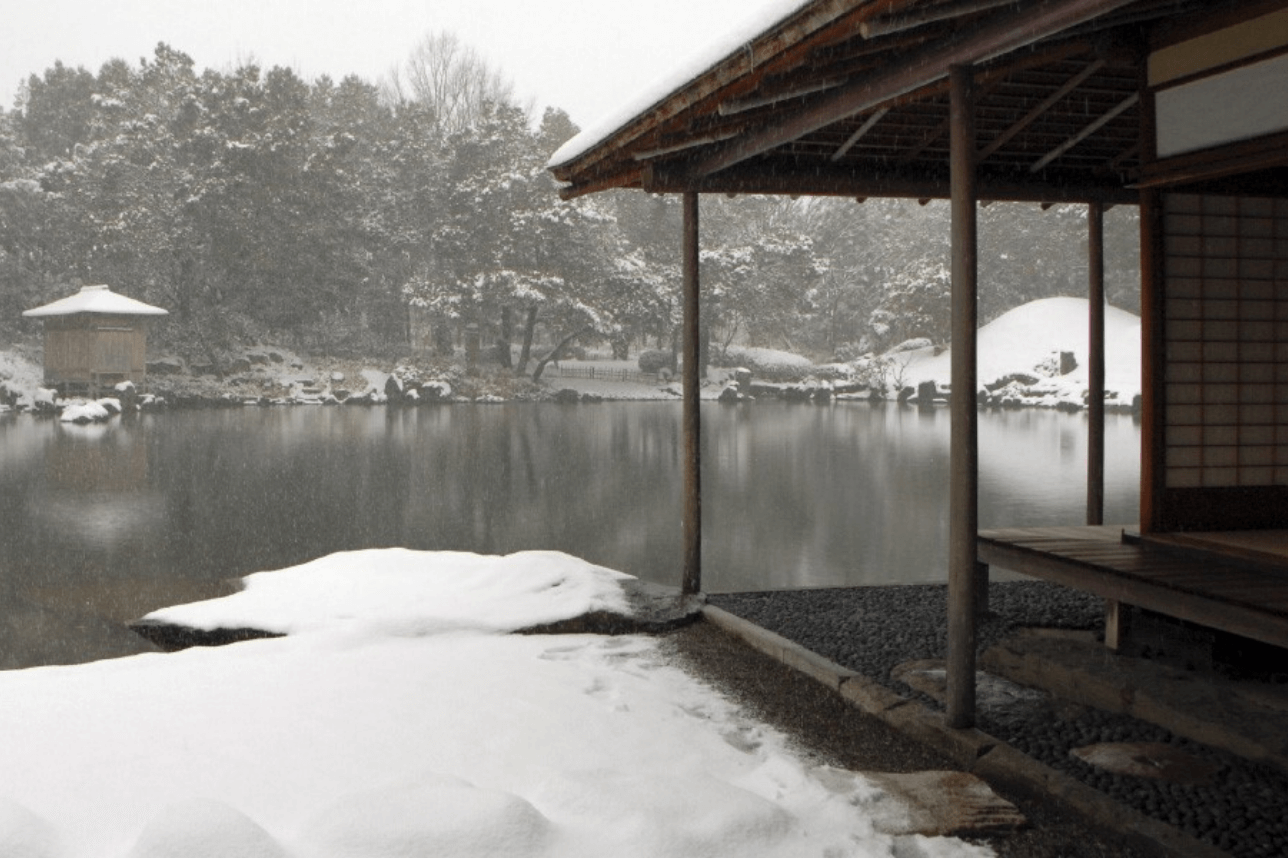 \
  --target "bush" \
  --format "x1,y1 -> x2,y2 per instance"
638,349 -> 675,373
